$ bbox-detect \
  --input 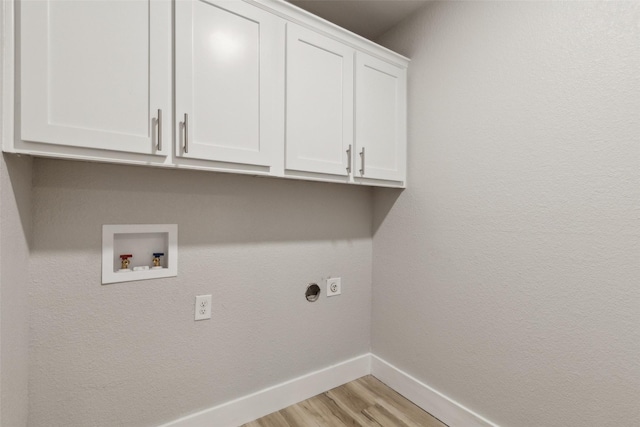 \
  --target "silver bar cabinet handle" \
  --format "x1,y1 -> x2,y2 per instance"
157,109 -> 162,151
183,113 -> 189,154
359,147 -> 365,176
346,144 -> 352,174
